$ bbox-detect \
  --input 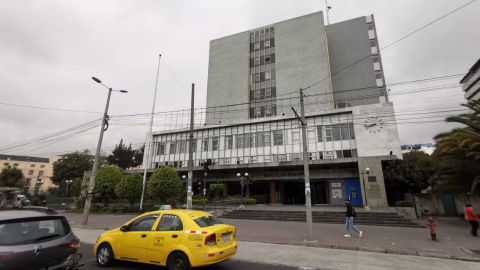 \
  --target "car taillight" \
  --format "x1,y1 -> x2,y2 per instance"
60,238 -> 80,249
205,234 -> 216,246
0,252 -> 12,259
